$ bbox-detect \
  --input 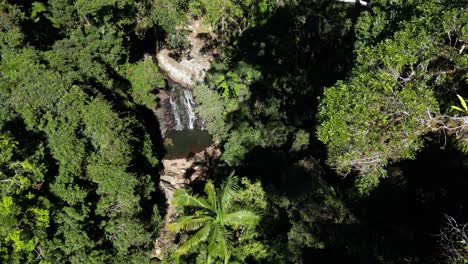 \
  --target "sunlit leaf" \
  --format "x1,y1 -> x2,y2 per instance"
456,94 -> 467,112
451,106 -> 465,112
